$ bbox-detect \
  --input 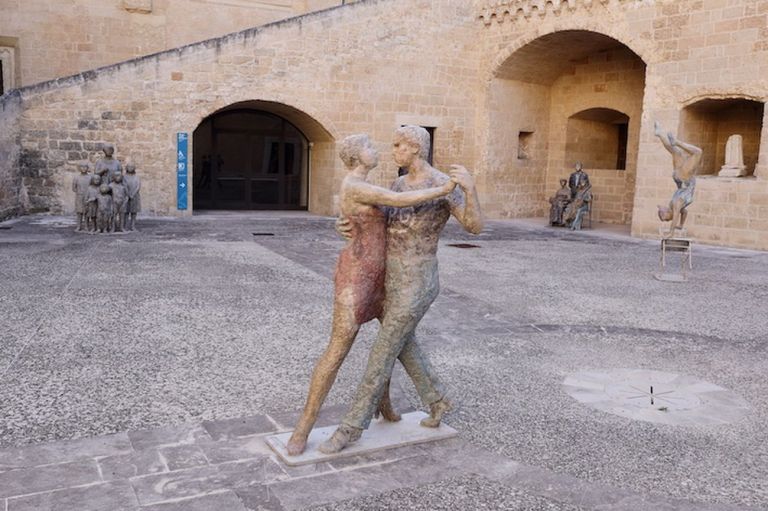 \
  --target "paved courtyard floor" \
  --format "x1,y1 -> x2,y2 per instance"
0,212 -> 766,510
